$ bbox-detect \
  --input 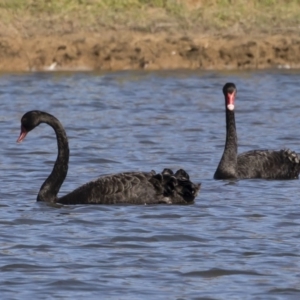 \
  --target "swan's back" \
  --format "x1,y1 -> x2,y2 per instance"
57,169 -> 201,205
237,149 -> 300,179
